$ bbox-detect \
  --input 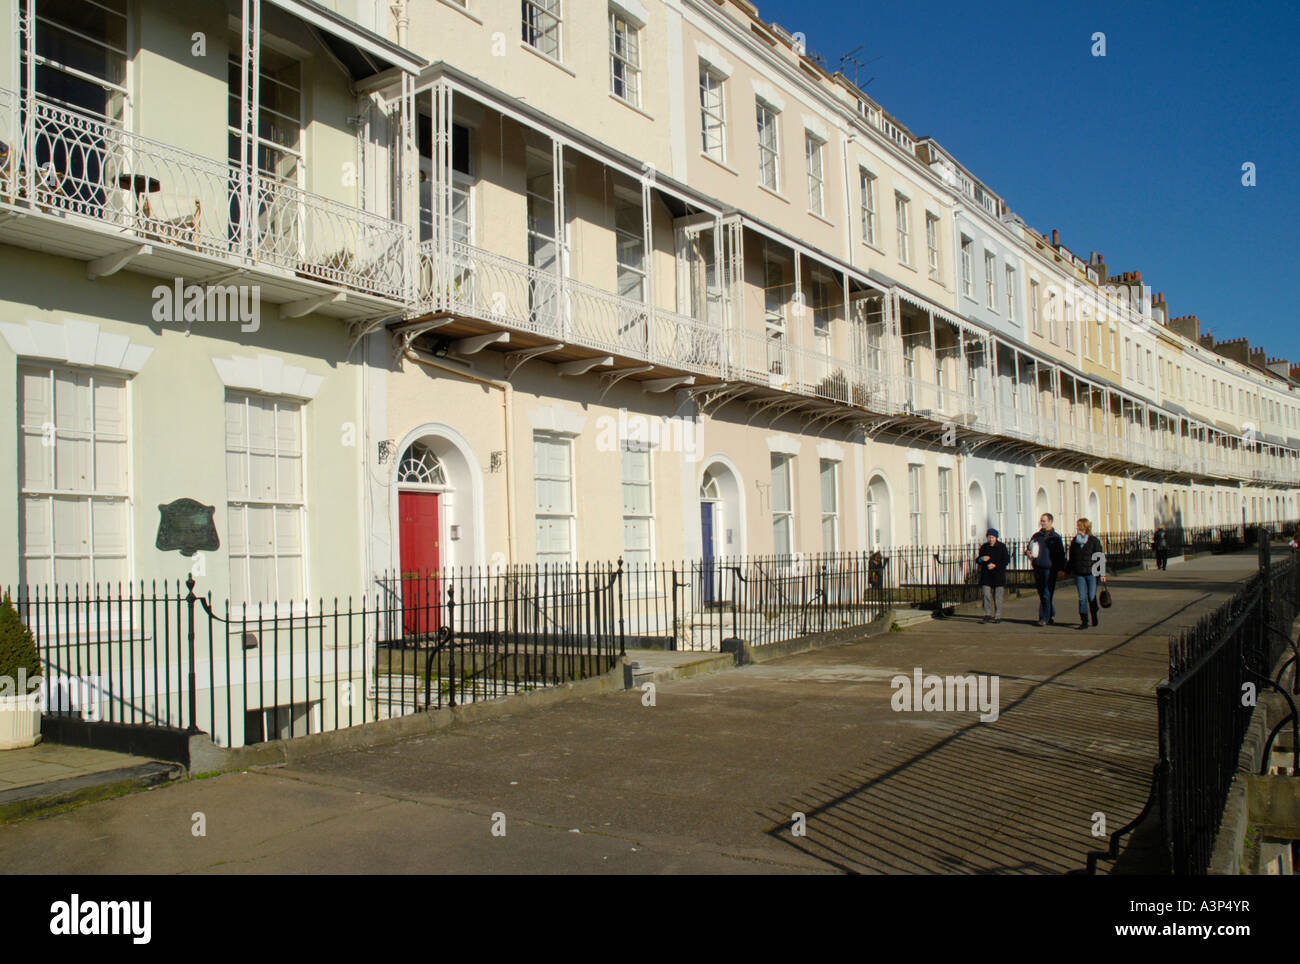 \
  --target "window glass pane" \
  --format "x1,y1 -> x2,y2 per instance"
22,429 -> 50,490
773,515 -> 791,555
52,495 -> 88,556
91,498 -> 127,557
94,438 -> 127,492
22,496 -> 51,558
820,460 -> 836,511
36,0 -> 129,94
770,455 -> 791,512
624,518 -> 650,550
55,433 -> 91,492
623,482 -> 651,516
621,447 -> 649,480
